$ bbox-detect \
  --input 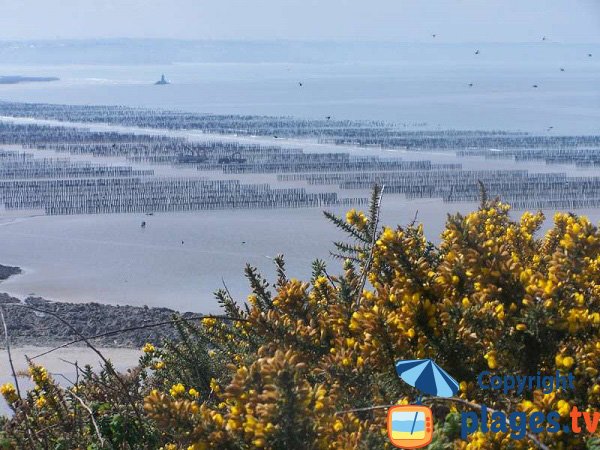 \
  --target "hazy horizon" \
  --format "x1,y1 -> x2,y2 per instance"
1,36 -> 594,44
1,0 -> 599,43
